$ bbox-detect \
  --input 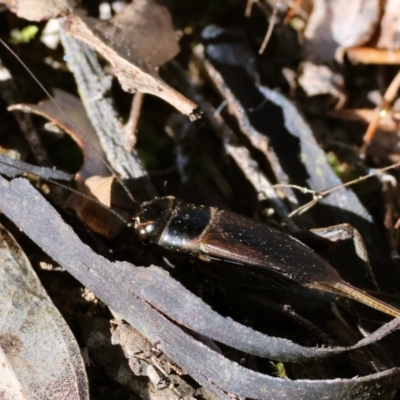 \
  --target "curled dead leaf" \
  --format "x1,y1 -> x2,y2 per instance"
63,2 -> 200,120
8,89 -> 109,180
65,175 -> 130,238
